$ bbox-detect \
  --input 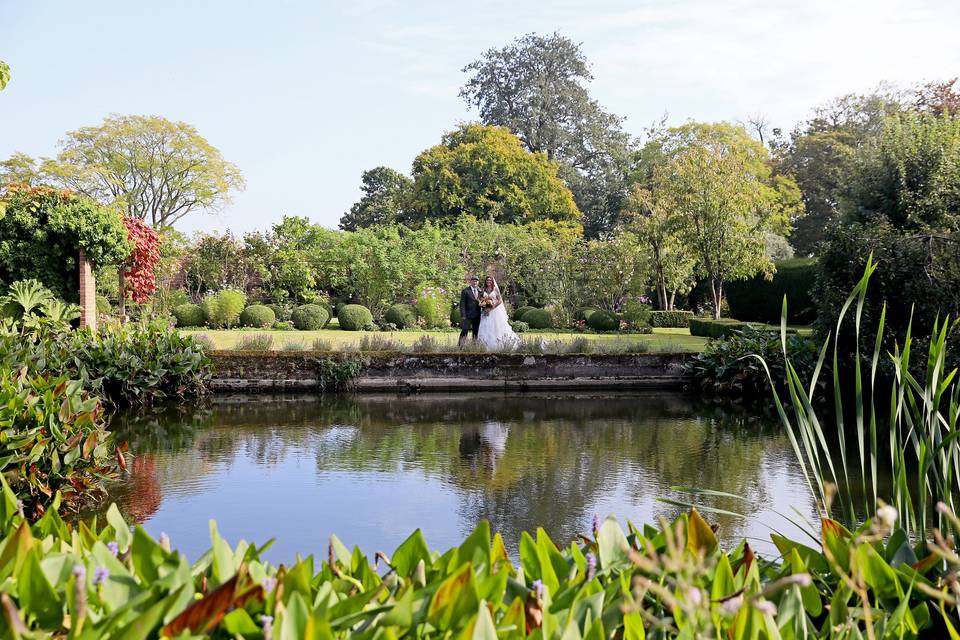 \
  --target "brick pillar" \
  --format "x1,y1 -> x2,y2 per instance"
79,249 -> 97,330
